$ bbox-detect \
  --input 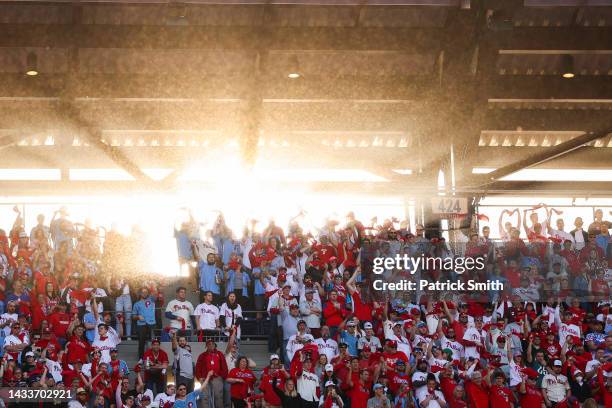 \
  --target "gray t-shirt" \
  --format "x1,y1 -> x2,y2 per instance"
173,345 -> 194,379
